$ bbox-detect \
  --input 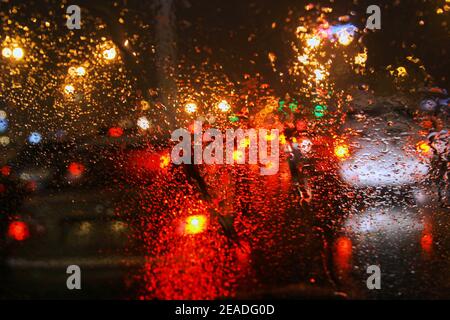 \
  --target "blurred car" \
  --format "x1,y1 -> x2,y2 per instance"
0,186 -> 144,298
419,87 -> 449,114
5,131 -> 170,193
336,105 -> 431,205
0,139 -> 163,297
